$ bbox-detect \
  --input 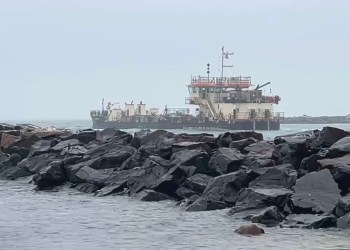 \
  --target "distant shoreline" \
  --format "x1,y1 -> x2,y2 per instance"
281,116 -> 350,124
